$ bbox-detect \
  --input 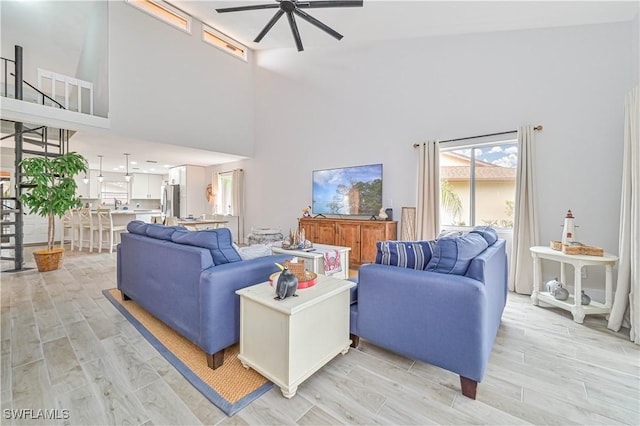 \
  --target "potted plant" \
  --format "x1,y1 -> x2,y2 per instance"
19,151 -> 87,271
